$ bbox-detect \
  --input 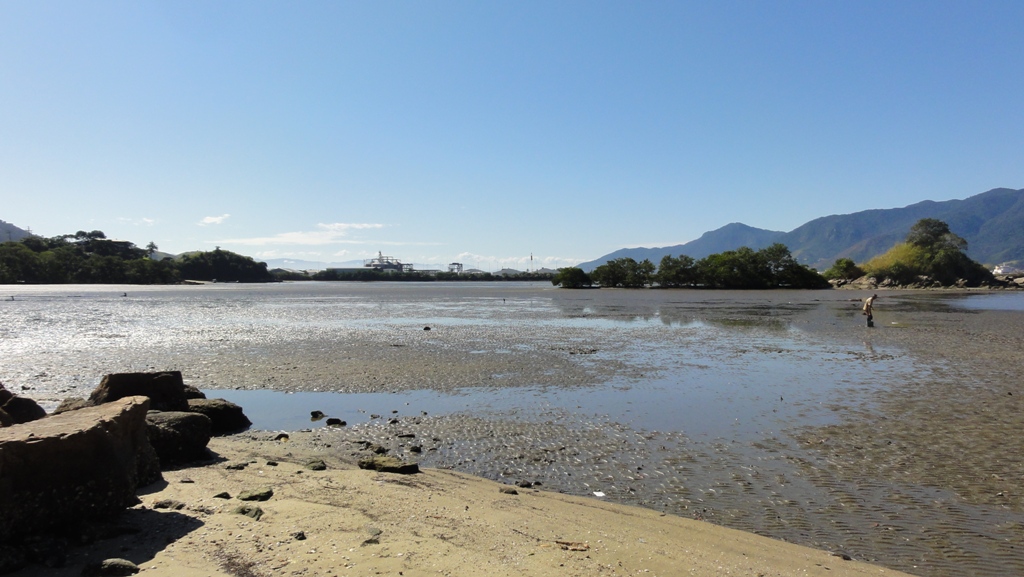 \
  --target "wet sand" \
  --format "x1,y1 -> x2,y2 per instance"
4,284 -> 1024,576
